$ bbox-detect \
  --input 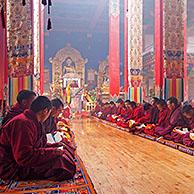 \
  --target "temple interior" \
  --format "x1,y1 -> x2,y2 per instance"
0,0 -> 194,193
